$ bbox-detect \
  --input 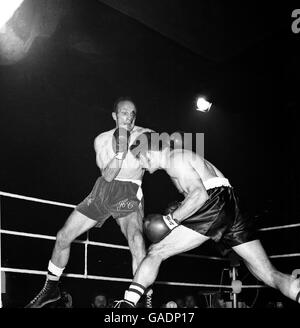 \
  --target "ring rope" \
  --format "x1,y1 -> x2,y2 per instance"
1,190 -> 300,261
0,191 -> 75,208
0,229 -> 226,261
2,228 -> 299,263
259,223 -> 300,231
84,231 -> 89,277
1,190 -> 299,232
0,191 -> 294,304
269,253 -> 300,259
0,267 -> 267,289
